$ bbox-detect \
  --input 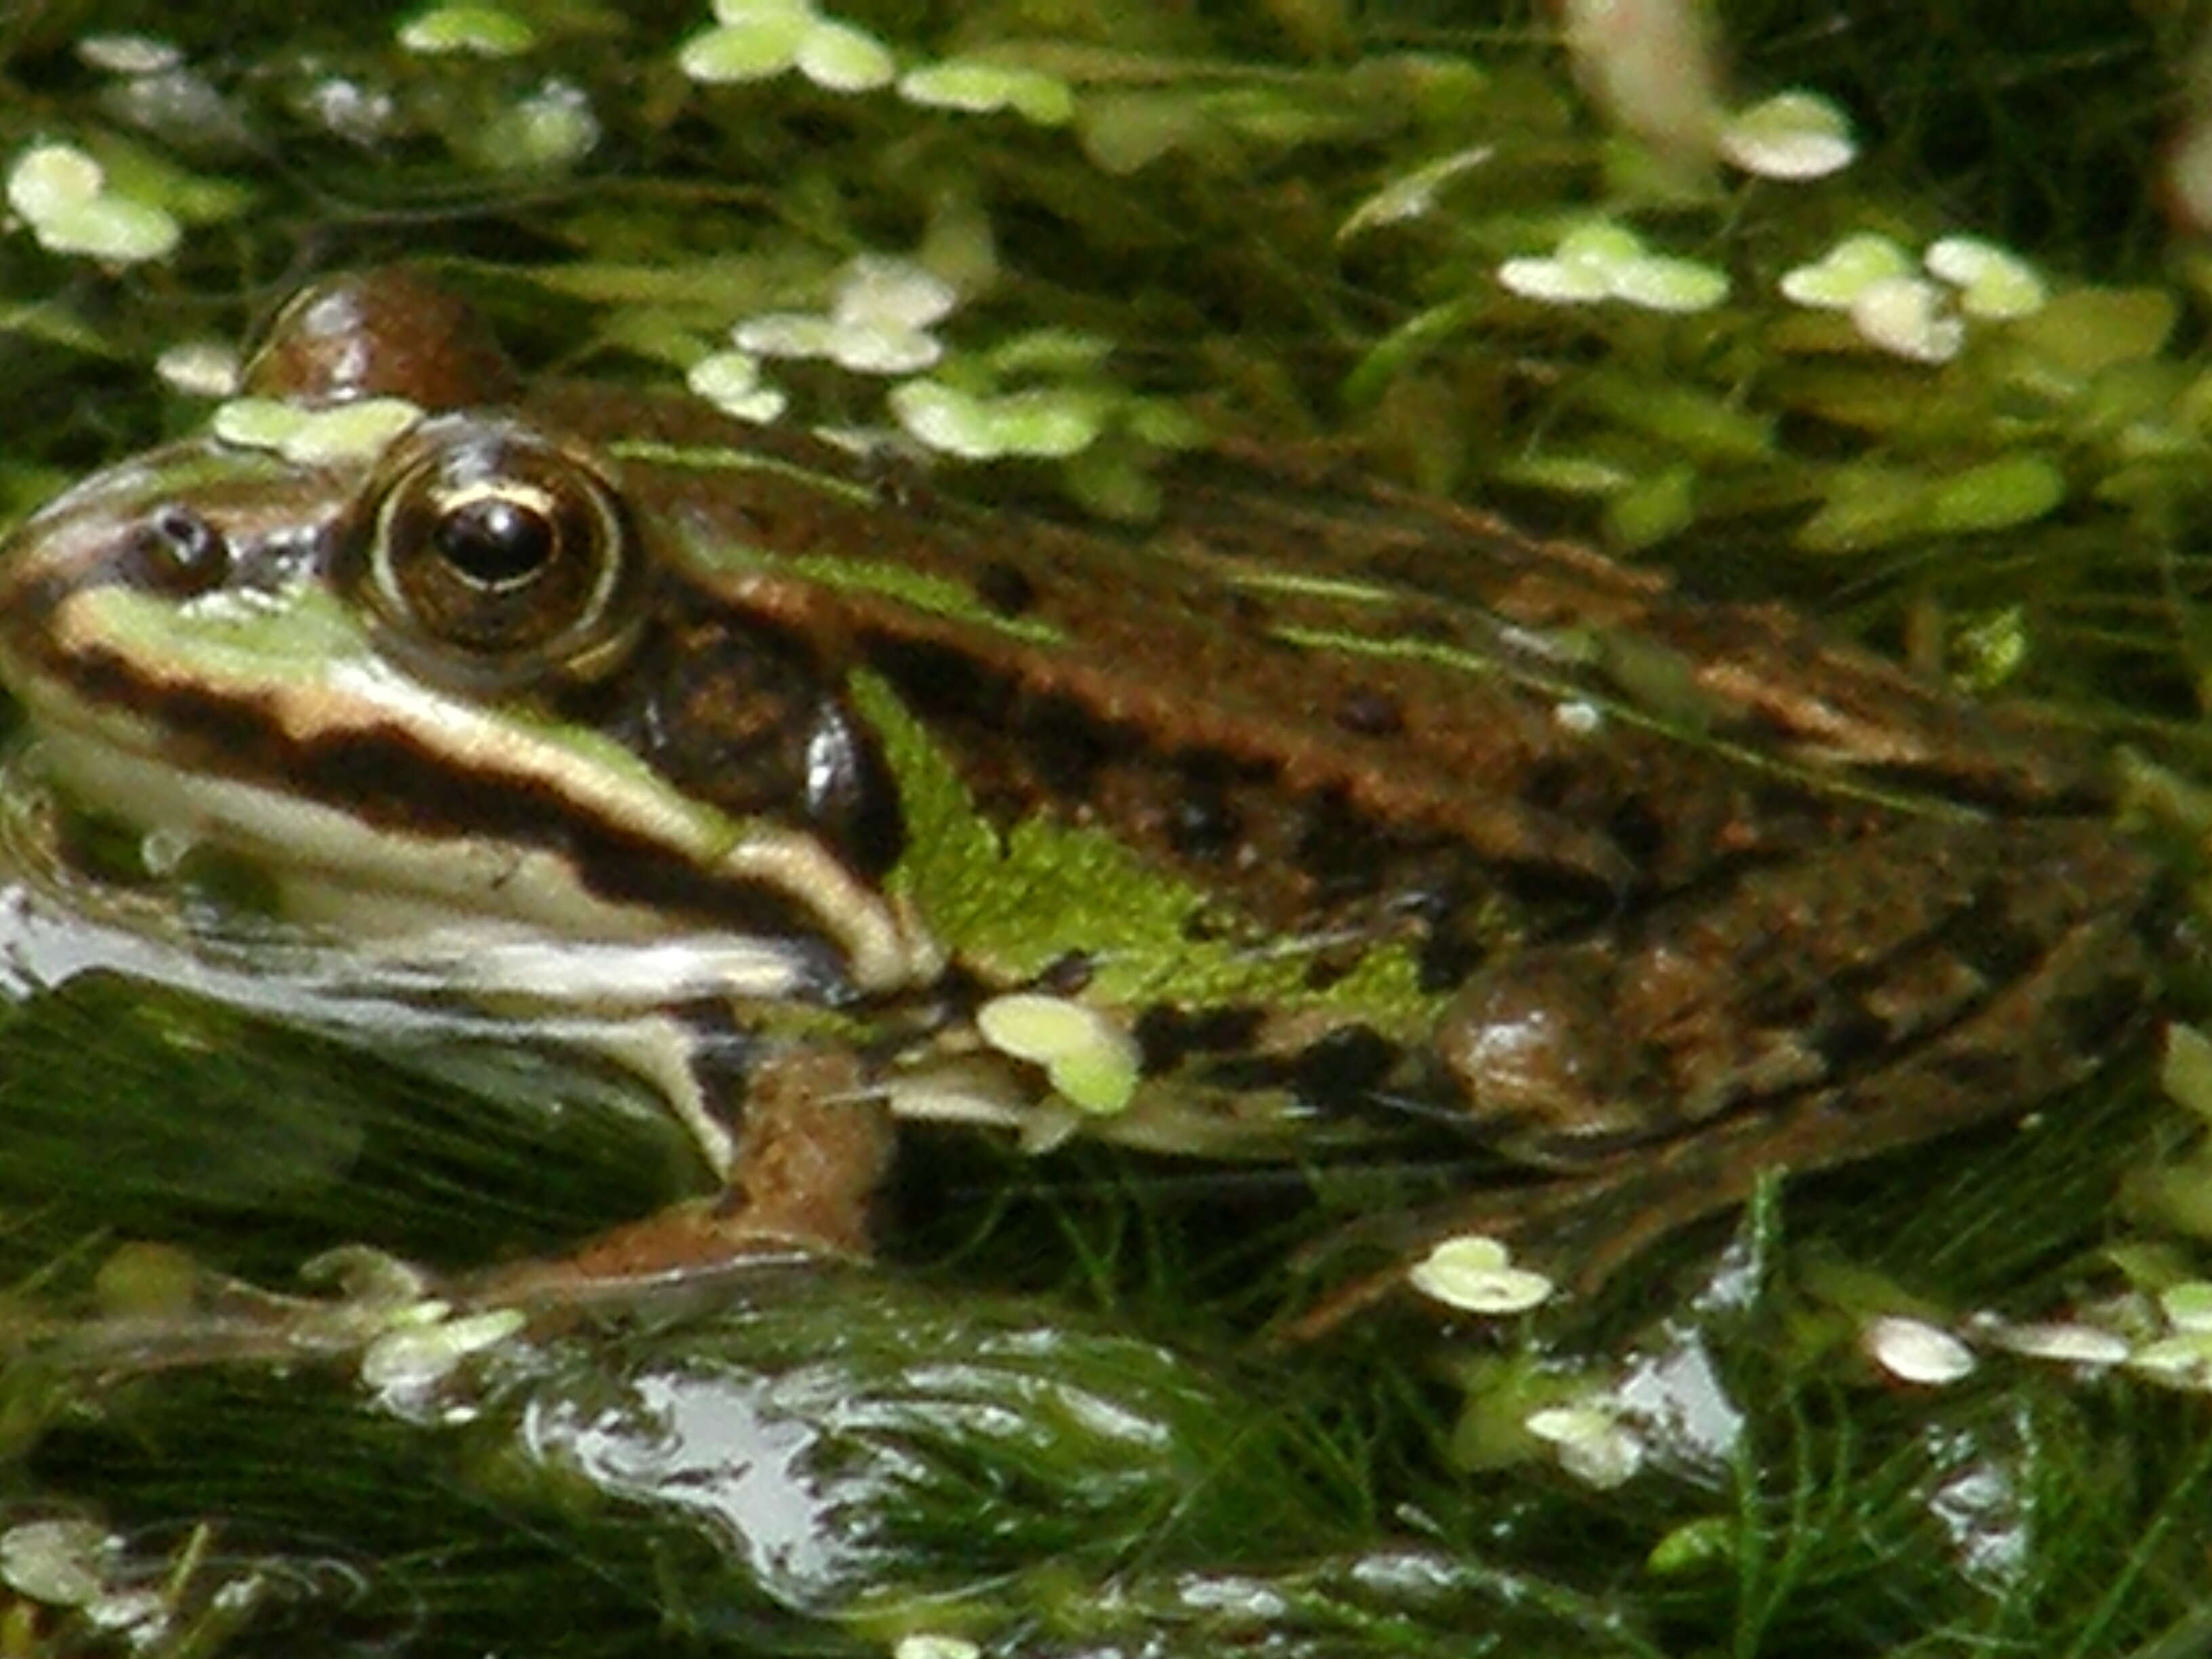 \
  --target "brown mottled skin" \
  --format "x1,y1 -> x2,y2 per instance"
0,270 -> 2169,1325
